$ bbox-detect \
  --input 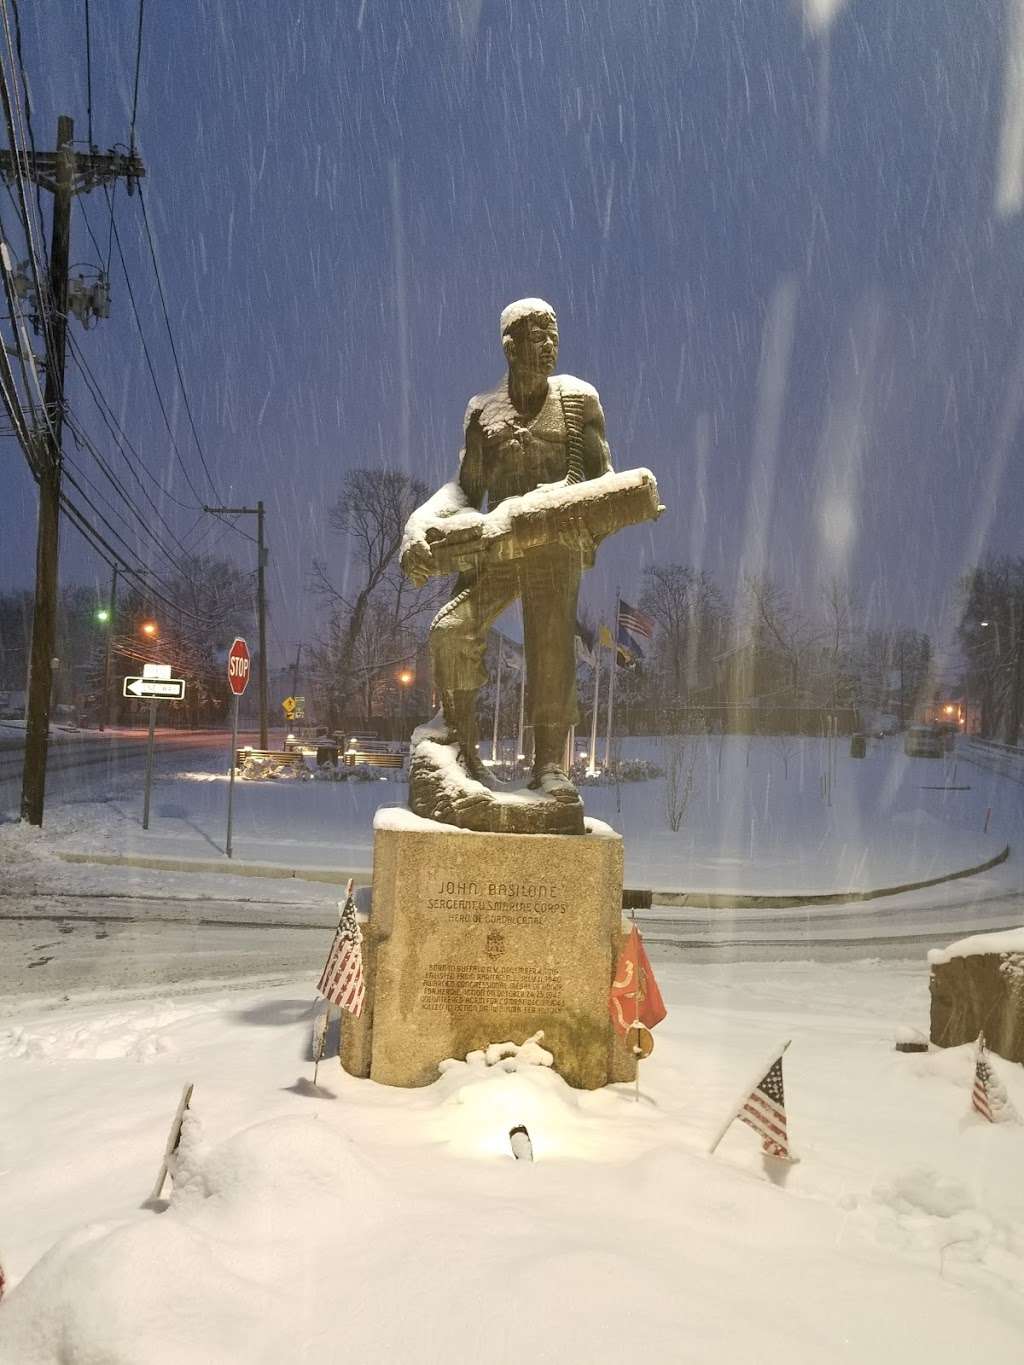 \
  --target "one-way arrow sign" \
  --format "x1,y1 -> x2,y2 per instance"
123,676 -> 186,700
